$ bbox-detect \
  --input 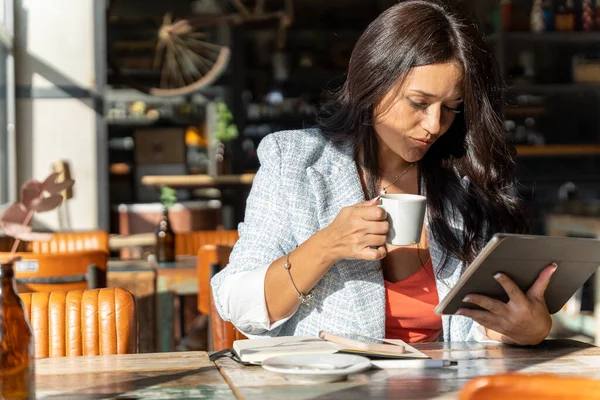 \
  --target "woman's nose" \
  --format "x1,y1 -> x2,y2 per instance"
422,106 -> 441,135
